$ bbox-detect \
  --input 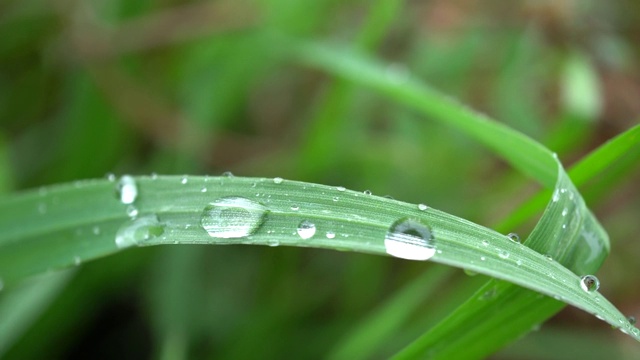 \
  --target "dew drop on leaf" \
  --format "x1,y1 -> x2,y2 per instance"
326,231 -> 336,239
115,215 -> 165,249
418,203 -> 428,211
507,233 -> 520,243
116,175 -> 137,204
336,186 -> 346,192
384,218 -> 436,261
499,250 -> 510,259
580,275 -> 600,293
200,197 -> 269,239
628,316 -> 637,325
273,177 -> 283,184
296,220 -> 316,239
